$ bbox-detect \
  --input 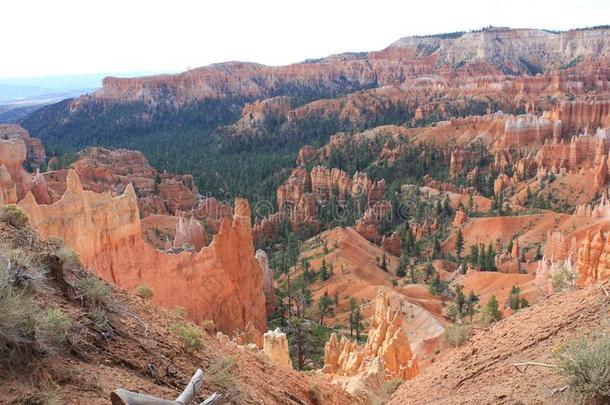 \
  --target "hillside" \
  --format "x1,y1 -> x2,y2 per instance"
0,219 -> 356,405
389,281 -> 609,404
